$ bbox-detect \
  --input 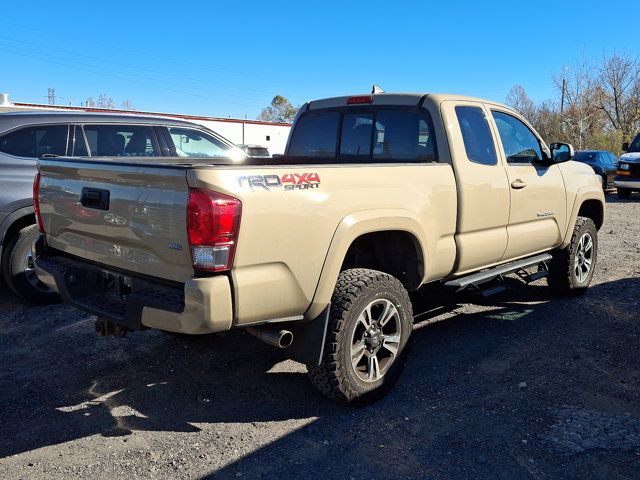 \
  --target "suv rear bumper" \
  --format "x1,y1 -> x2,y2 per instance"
35,247 -> 233,334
